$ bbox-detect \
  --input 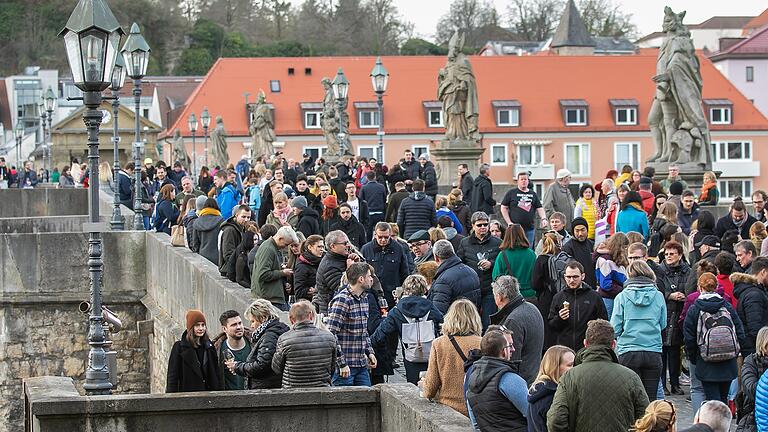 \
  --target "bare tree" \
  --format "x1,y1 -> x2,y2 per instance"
507,0 -> 561,41
578,0 -> 637,38
435,0 -> 500,47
